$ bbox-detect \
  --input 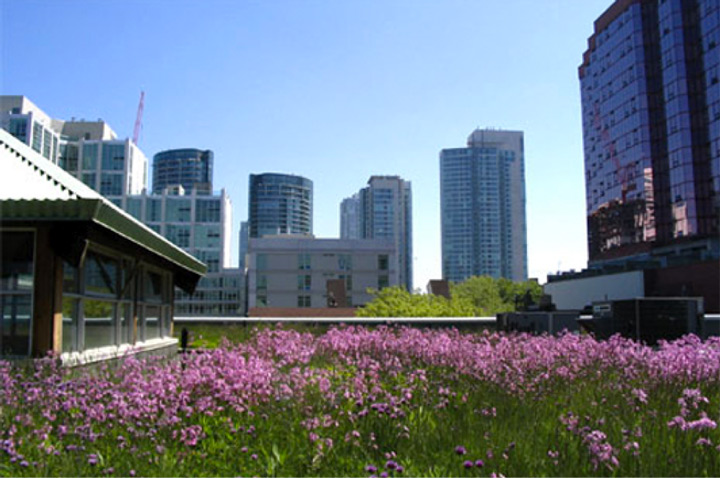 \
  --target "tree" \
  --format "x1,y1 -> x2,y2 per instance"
355,286 -> 474,317
357,277 -> 544,318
